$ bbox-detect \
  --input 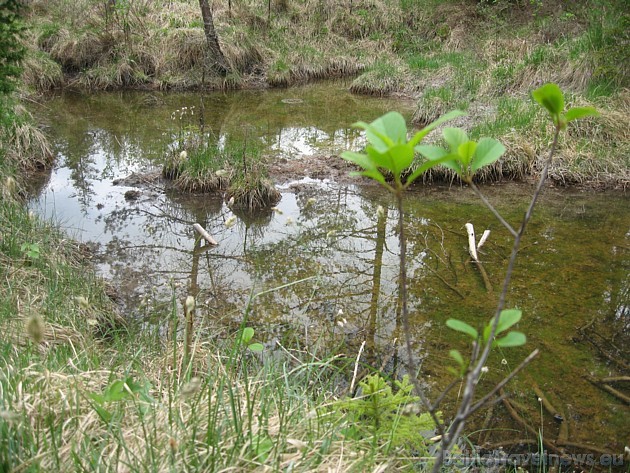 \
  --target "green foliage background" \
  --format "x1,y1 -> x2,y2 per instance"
0,0 -> 25,97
